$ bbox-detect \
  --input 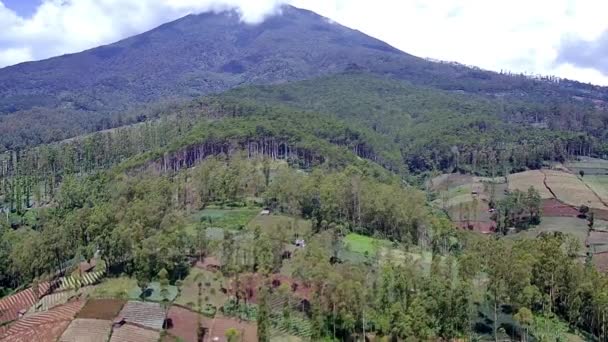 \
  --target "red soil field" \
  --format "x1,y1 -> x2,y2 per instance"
541,198 -> 580,217
165,306 -> 200,342
593,208 -> 608,221
76,299 -> 125,320
165,306 -> 257,342
0,282 -> 51,325
0,300 -> 84,342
